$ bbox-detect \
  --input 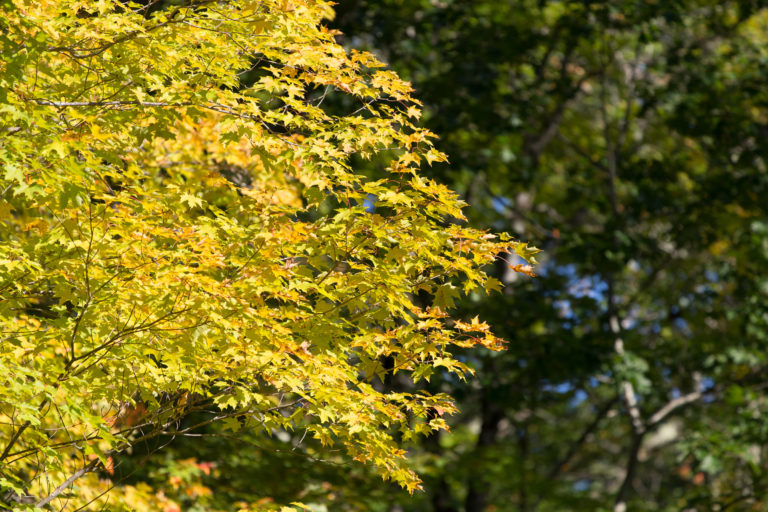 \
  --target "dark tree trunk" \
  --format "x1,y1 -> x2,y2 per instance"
465,393 -> 505,512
